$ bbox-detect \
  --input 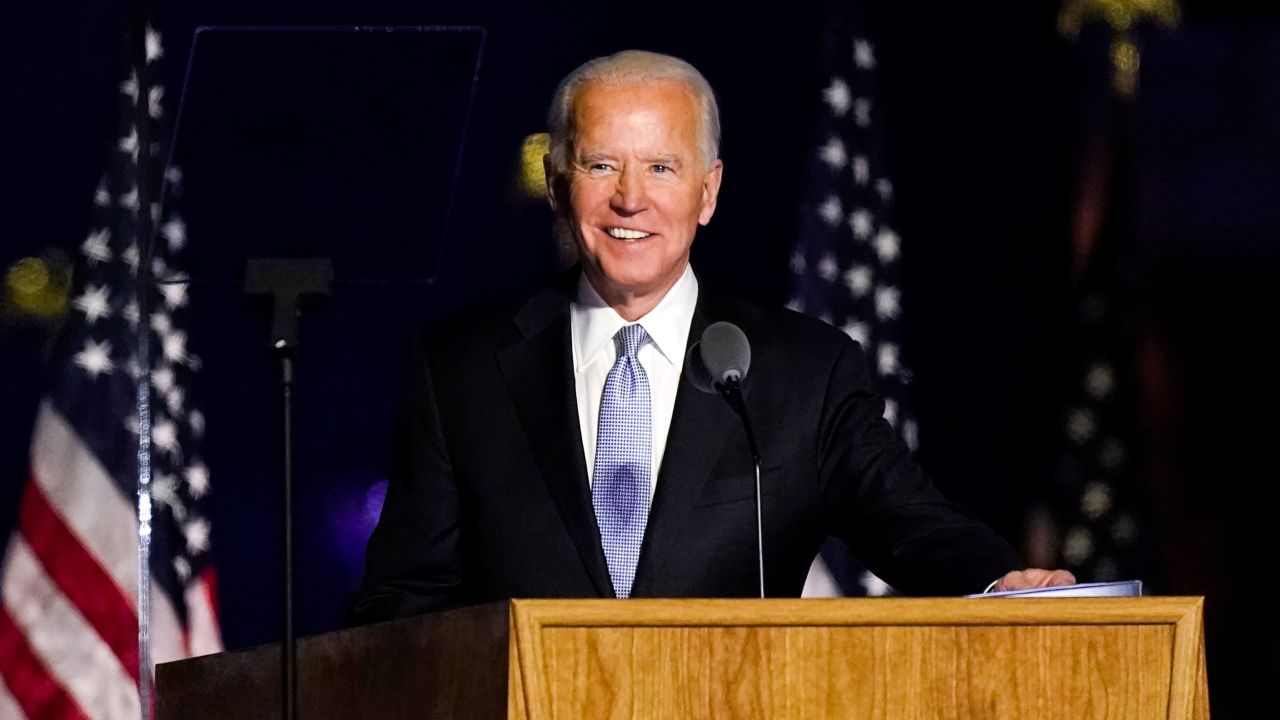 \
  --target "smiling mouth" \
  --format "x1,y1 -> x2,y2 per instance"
605,227 -> 653,241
